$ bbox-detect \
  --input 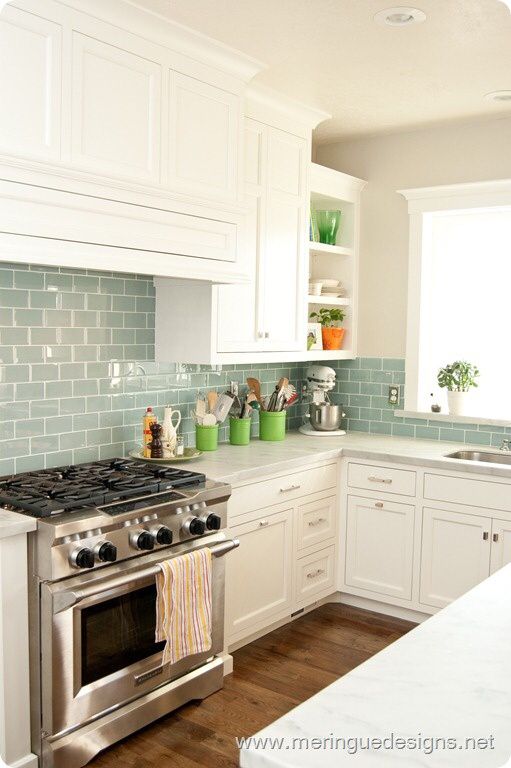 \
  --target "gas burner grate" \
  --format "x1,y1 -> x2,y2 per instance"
0,459 -> 206,517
